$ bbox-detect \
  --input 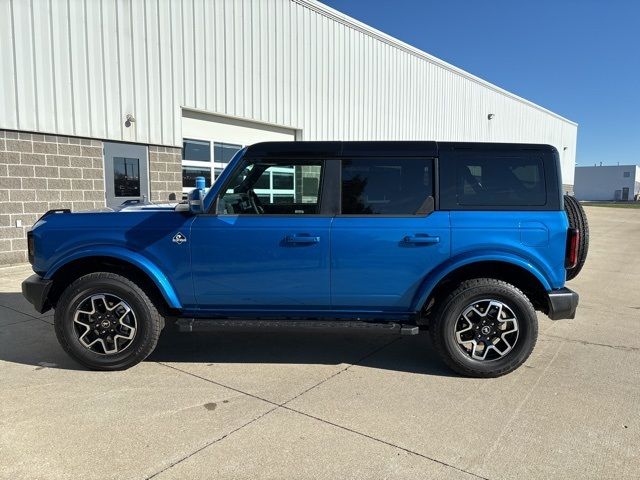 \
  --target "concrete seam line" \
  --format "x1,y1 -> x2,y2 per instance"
145,405 -> 280,480
157,362 -> 278,405
480,340 -> 563,467
280,405 -> 491,480
156,359 -> 488,480
0,303 -> 52,322
0,317 -> 44,328
279,336 -> 402,407
539,333 -> 639,352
